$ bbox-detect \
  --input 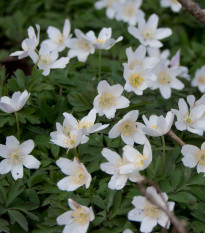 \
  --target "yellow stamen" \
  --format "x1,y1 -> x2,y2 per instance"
73,207 -> 90,226
120,120 -> 137,136
144,201 -> 161,218
70,167 -> 87,185
129,73 -> 144,88
152,125 -> 157,129
9,149 -> 23,165
198,76 -> 205,84
158,72 -> 170,85
196,150 -> 205,165
123,5 -> 135,17
99,93 -> 115,109
77,120 -> 93,130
